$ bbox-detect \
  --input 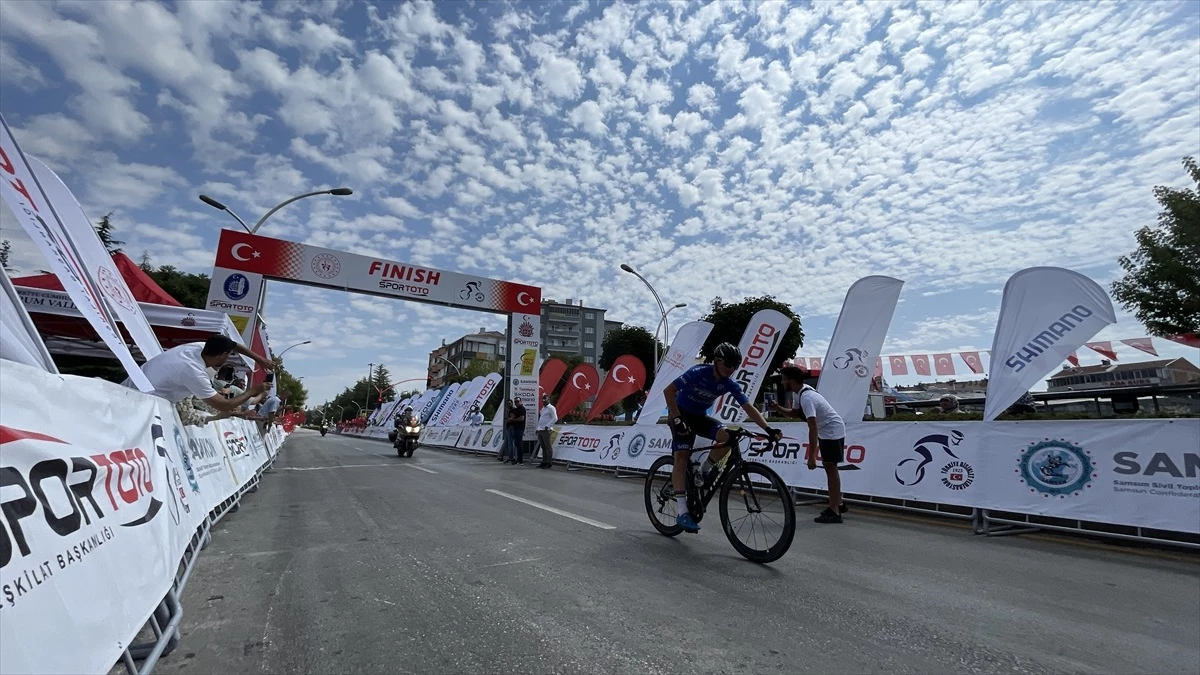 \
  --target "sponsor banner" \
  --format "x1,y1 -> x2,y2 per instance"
204,266 -> 264,344
712,310 -> 793,425
459,373 -> 502,425
441,377 -> 481,426
984,267 -> 1116,421
640,321 -> 713,423
427,383 -> 461,427
422,426 -> 464,447
817,276 -> 904,421
28,156 -> 163,360
0,116 -> 153,391
212,229 -> 541,314
457,424 -> 503,453
508,312 -> 541,441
